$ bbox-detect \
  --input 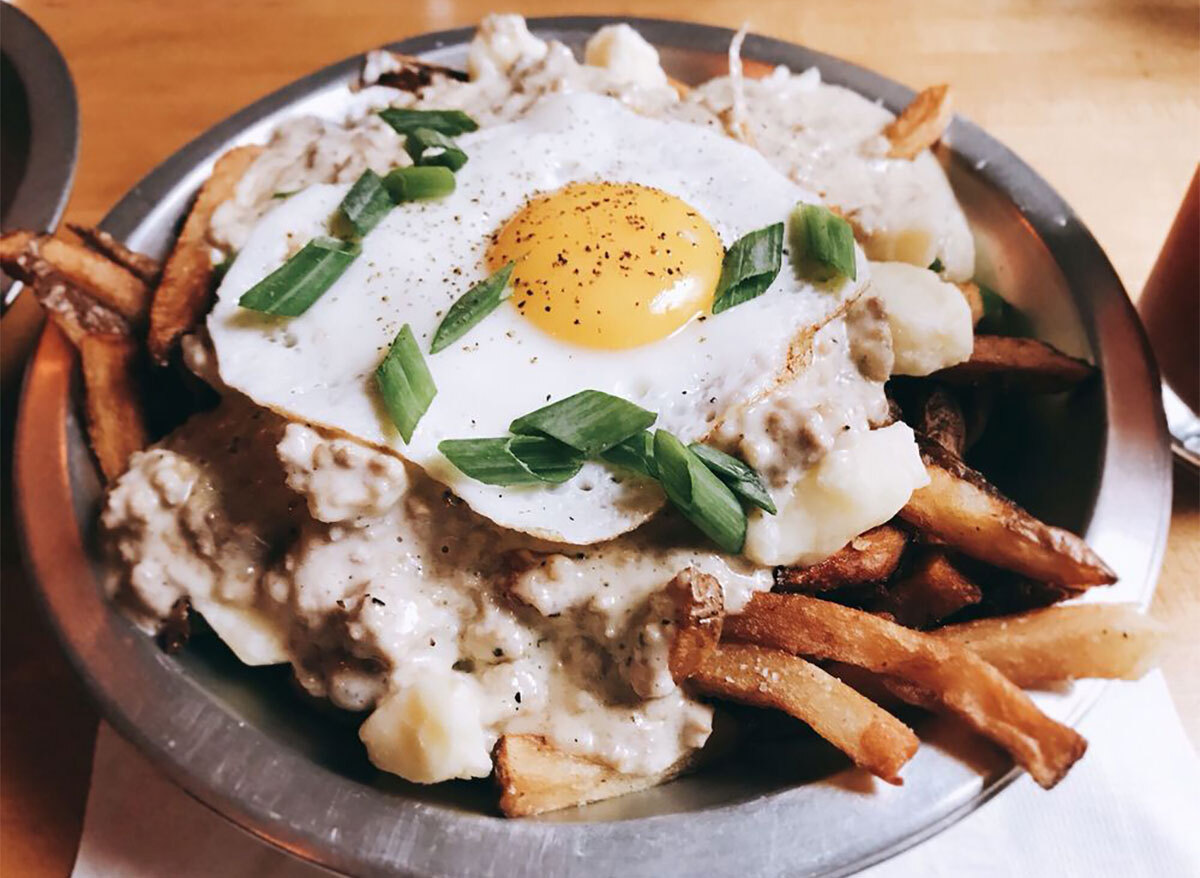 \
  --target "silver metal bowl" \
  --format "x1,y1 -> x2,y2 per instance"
14,17 -> 1171,878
